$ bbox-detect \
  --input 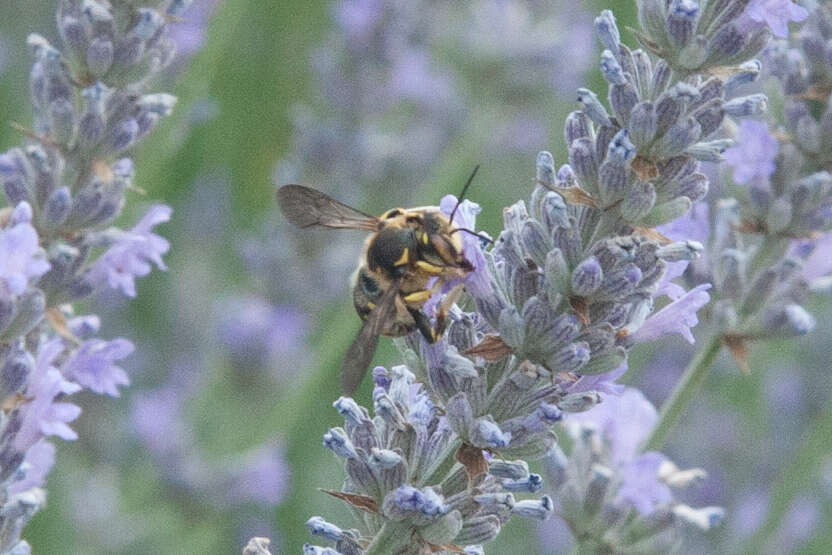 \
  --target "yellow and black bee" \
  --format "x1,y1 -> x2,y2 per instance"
277,168 -> 486,394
